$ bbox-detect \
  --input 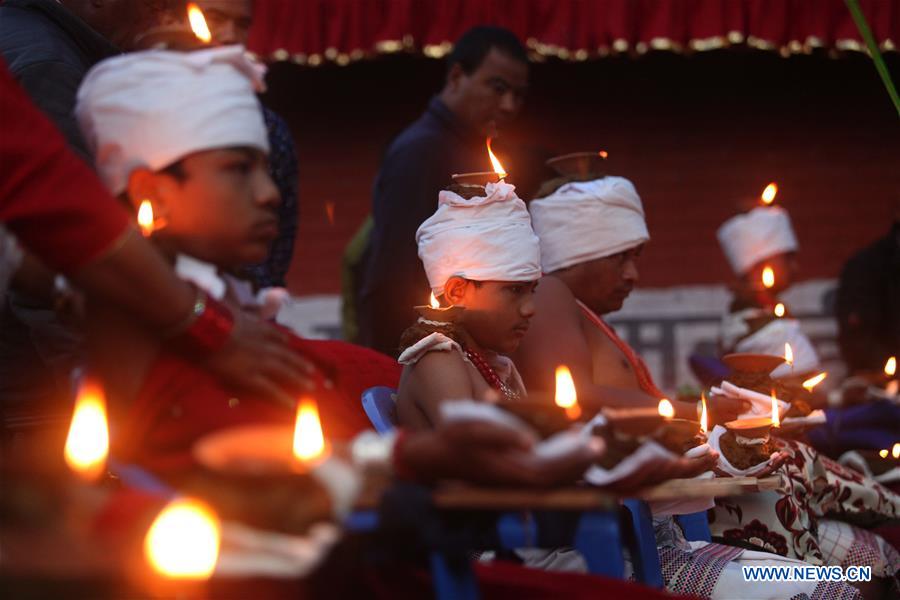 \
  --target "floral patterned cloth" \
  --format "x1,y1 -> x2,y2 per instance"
709,436 -> 900,587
